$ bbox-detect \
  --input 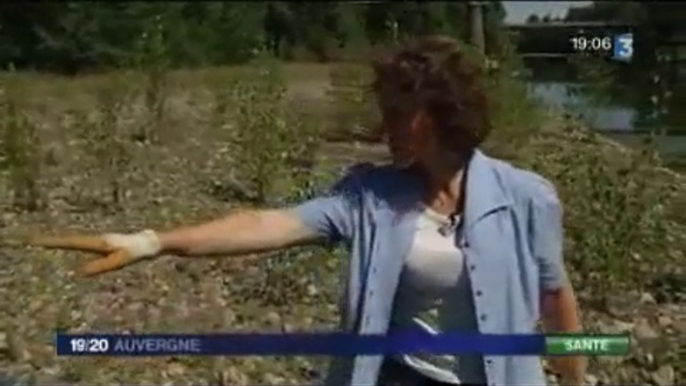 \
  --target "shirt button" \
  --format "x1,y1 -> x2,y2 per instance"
475,290 -> 483,296
480,314 -> 487,322
469,264 -> 476,271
